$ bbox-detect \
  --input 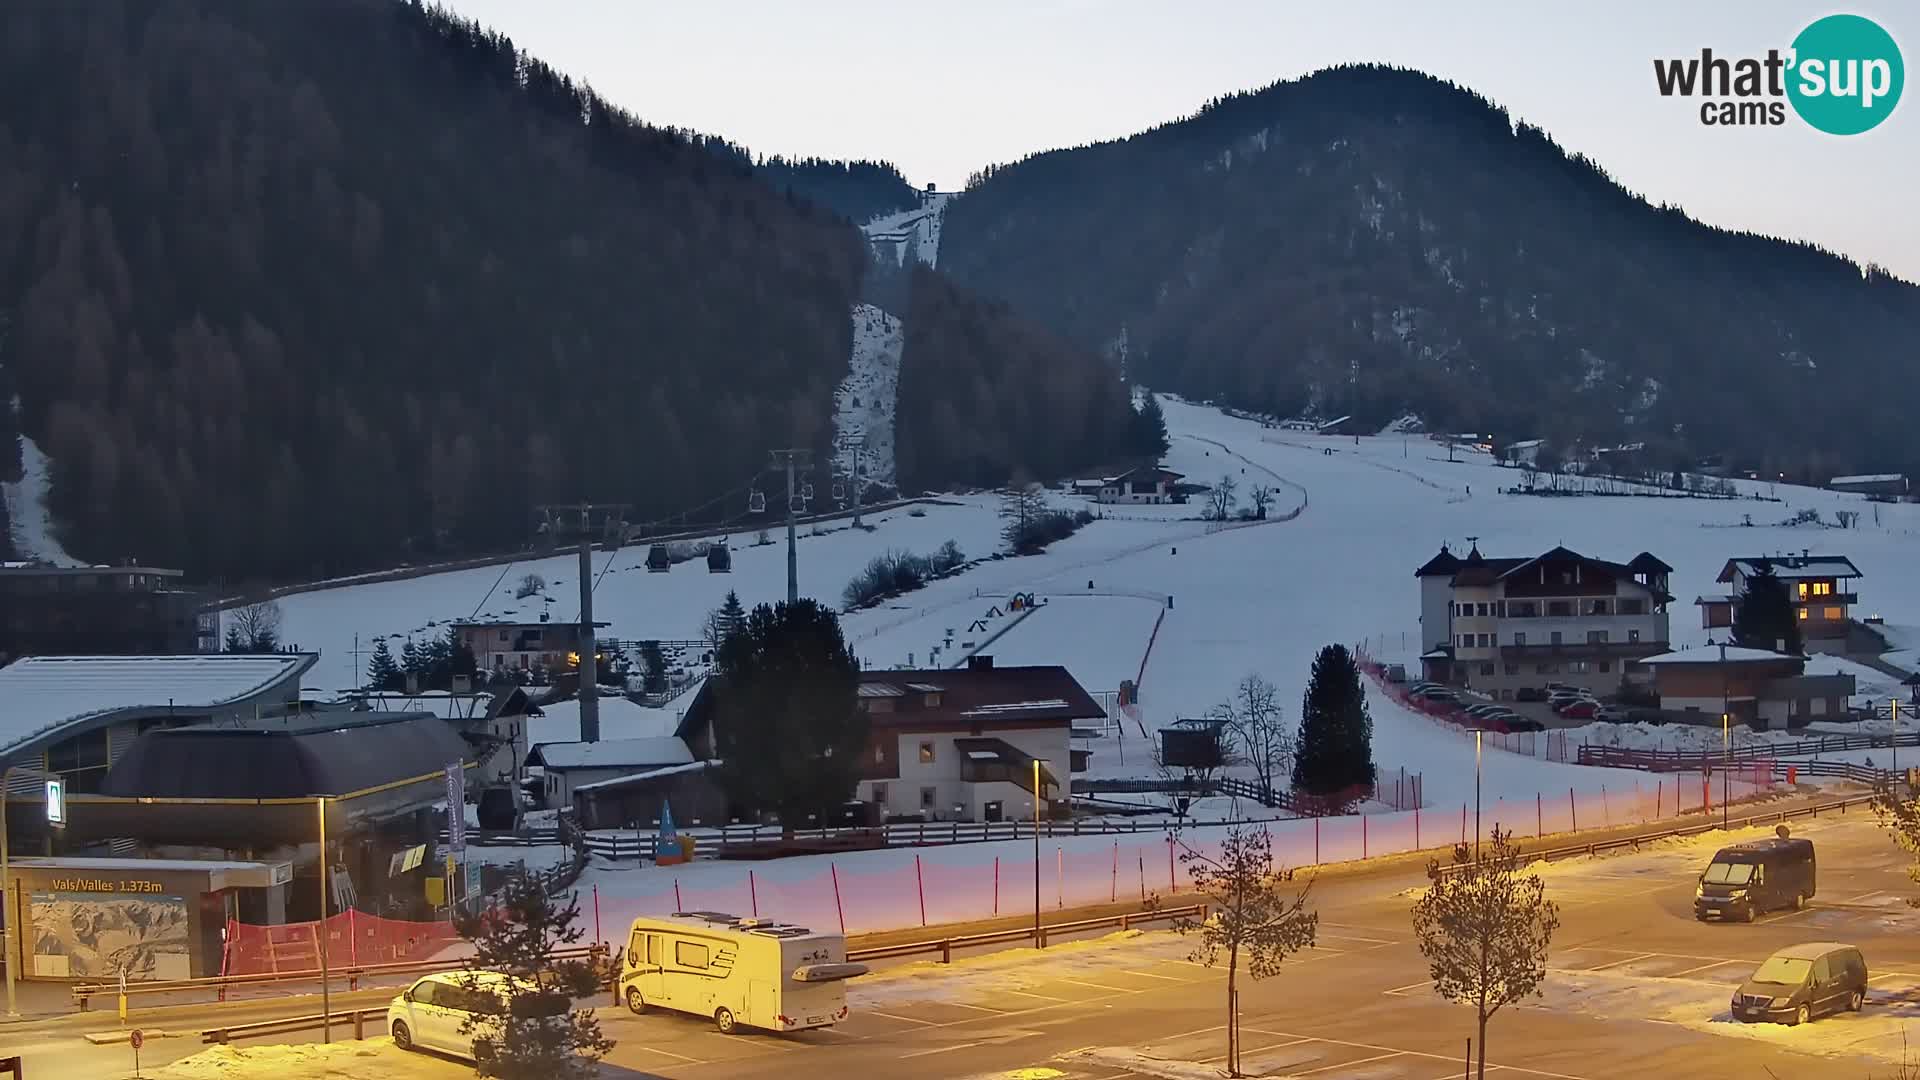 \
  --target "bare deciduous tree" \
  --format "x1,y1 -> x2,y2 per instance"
1211,674 -> 1293,798
1207,474 -> 1239,521
1247,483 -> 1275,518
1411,828 -> 1560,1080
1870,783 -> 1920,906
1170,826 -> 1318,1077
226,599 -> 283,653
514,572 -> 546,599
